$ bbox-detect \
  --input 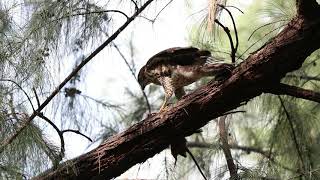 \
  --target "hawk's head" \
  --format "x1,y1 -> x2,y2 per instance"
138,66 -> 149,90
